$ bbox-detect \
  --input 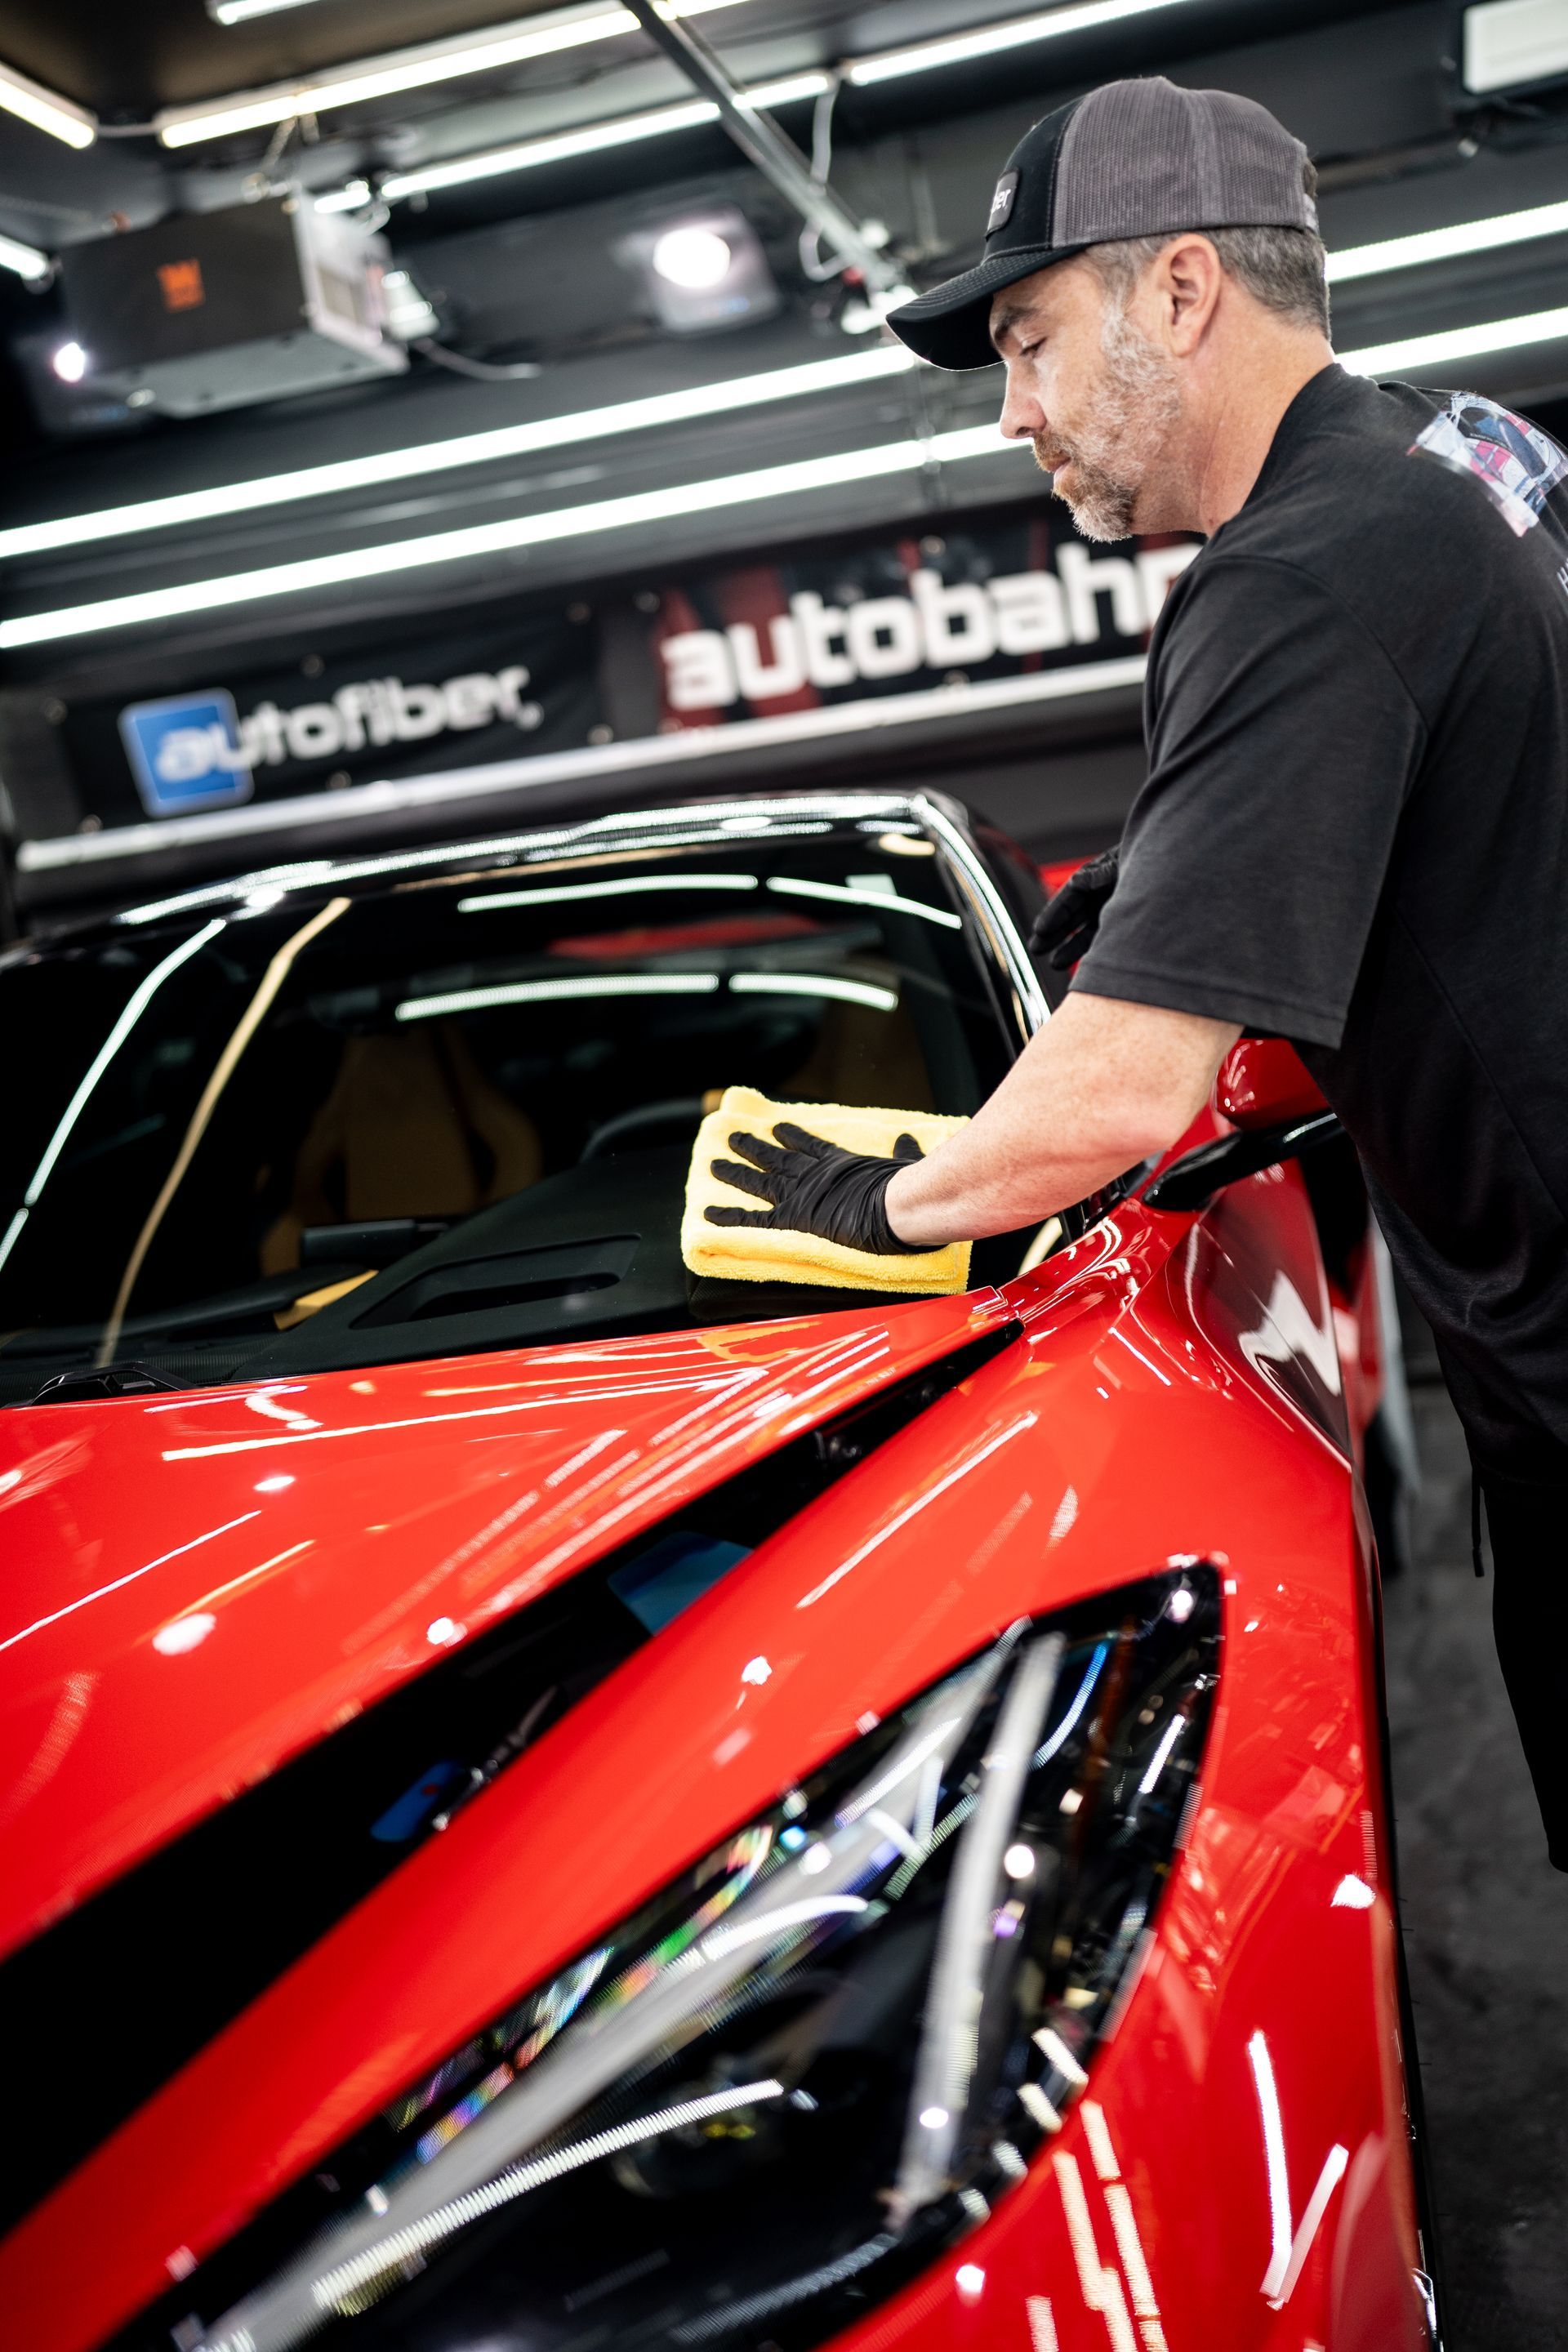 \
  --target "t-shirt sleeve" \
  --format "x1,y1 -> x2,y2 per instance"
1072,553 -> 1427,1049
